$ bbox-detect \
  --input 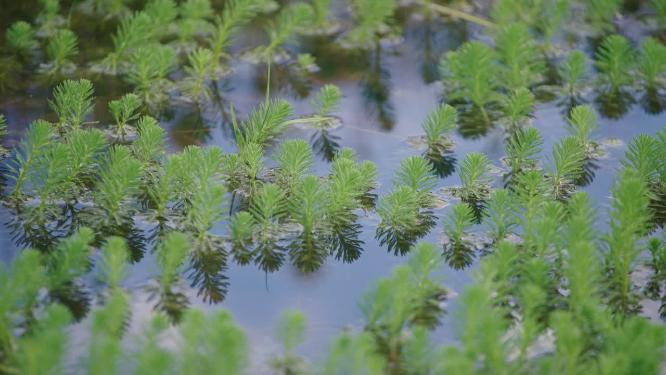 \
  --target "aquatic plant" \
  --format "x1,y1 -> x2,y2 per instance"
87,289 -> 129,375
144,0 -> 178,36
8,120 -> 55,199
605,169 -> 651,317
7,126 -> 104,247
562,192 -> 599,305
325,151 -> 377,262
288,176 -> 328,272
181,48 -> 214,104
275,139 -> 314,194
377,157 -> 437,255
5,21 -> 37,56
622,131 -> 666,228
528,199 -> 567,259
0,55 -> 21,92
64,129 -> 107,191
0,114 -> 8,157
208,0 -> 260,73
458,152 -> 493,203
236,142 -> 265,196
0,249 -> 47,365
345,0 -> 397,48
94,146 -> 142,227
442,203 -> 476,269
484,188 -> 518,241
309,84 -> 342,124
567,105 -> 598,151
654,0 -> 666,29
227,211 -> 253,262
296,53 -> 317,71
491,0 -> 569,40
165,146 -> 224,217
108,93 -> 141,139
541,0 -> 570,43
86,0 -> 132,19
548,136 -> 586,200
559,50 -> 588,98
2,2 -> 666,373
501,87 -> 535,129
323,331 -> 385,374
27,142 -> 73,223
394,156 -> 438,198
179,310 -> 248,373
133,314 -> 172,374
441,261 -> 513,373
156,232 -> 189,288
513,169 -> 552,247
446,226 -> 666,373
246,183 -> 287,272
180,0 -> 213,22
35,0 -> 62,34
256,2 -> 312,61
14,303 -> 70,375
126,44 -> 176,108
233,99 -> 293,147
644,237 -> 666,303
151,231 -> 190,321
312,0 -> 332,29
595,34 -> 634,93
46,228 -> 94,312
441,41 -> 500,121
586,0 -> 622,32
597,318 -> 666,374
132,116 -> 165,166
638,37 -> 666,90
177,0 -> 214,43
494,23 -> 544,91
421,104 -> 457,155
142,154 -> 181,225
98,237 -> 129,290
376,186 -> 425,256
45,29 -> 79,74
1,202 -> 666,374
622,134 -> 664,183
48,79 -> 95,133
101,12 -> 155,74
270,310 -> 308,374
360,242 -> 446,373
186,182 -> 225,251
